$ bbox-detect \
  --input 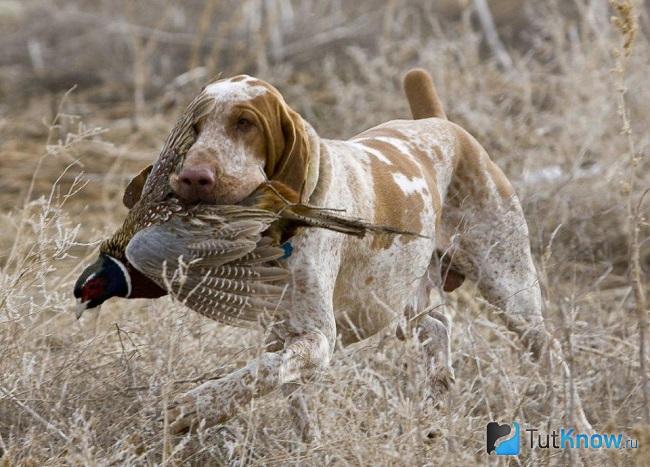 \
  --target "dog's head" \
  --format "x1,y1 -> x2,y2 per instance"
169,75 -> 319,205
